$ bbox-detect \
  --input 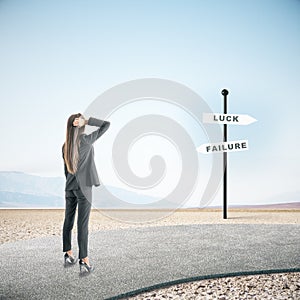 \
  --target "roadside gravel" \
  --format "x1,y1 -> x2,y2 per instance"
124,272 -> 300,300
